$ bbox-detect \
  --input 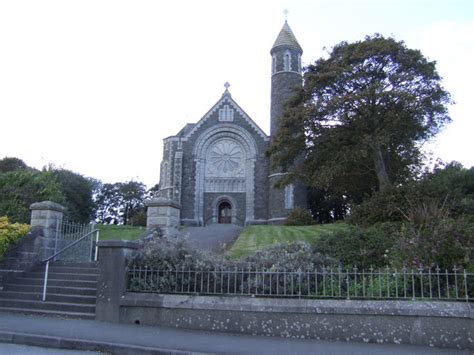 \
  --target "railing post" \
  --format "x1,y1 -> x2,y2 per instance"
42,260 -> 50,301
94,230 -> 100,261
95,240 -> 139,322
